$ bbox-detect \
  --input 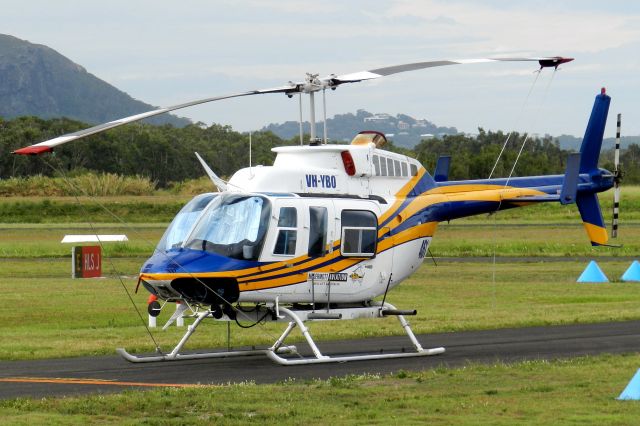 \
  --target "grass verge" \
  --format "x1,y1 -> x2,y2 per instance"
2,222 -> 639,258
1,259 -> 640,360
2,354 -> 640,424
